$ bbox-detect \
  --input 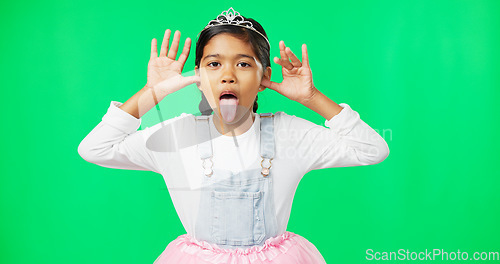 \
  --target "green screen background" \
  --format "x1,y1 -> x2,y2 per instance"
1,0 -> 499,263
